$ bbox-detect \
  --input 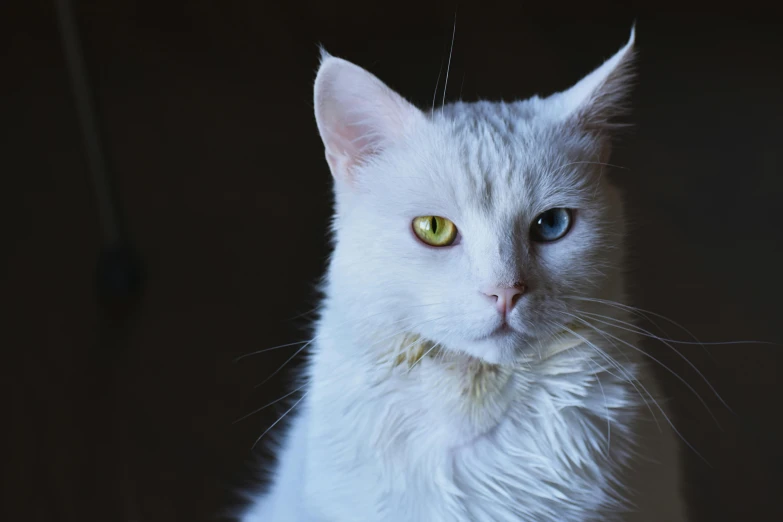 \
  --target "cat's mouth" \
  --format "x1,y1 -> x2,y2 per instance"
384,322 -> 586,370
492,321 -> 514,334
474,321 -> 518,341
471,320 -> 586,361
